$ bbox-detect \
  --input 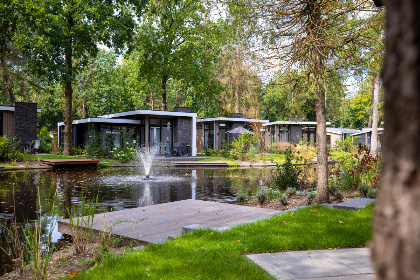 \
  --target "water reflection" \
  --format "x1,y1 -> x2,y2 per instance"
0,167 -> 270,275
